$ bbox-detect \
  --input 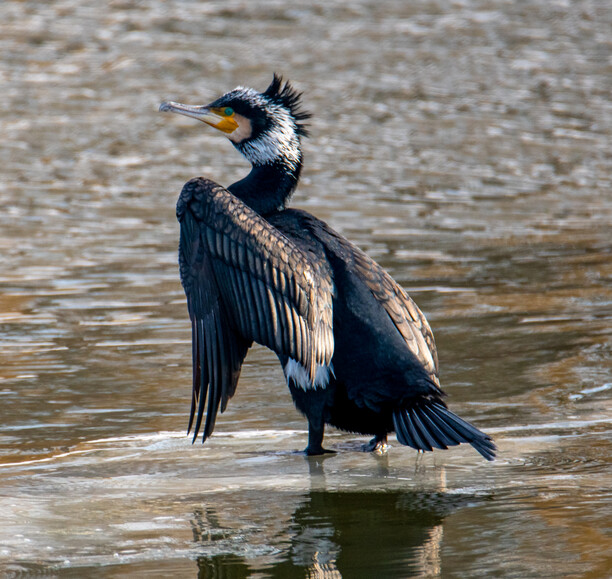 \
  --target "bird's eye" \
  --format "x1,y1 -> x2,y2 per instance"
224,107 -> 234,116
